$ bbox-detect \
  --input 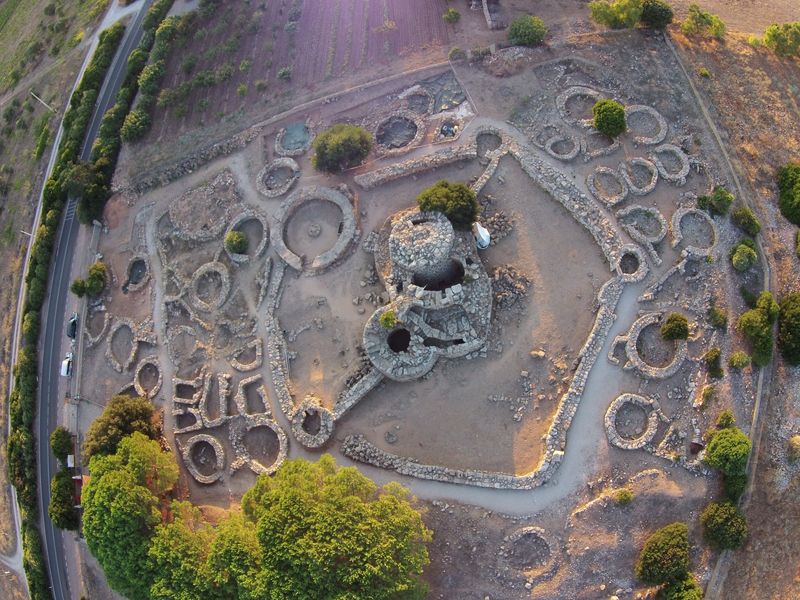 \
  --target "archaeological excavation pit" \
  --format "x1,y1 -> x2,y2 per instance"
506,528 -> 552,570
243,427 -> 281,467
256,157 -> 300,198
376,115 -> 419,149
476,131 -> 502,158
122,256 -> 149,293
387,328 -> 412,353
291,397 -> 335,448
183,434 -> 225,484
189,262 -> 231,312
614,402 -> 648,441
275,121 -> 311,155
284,199 -> 342,259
